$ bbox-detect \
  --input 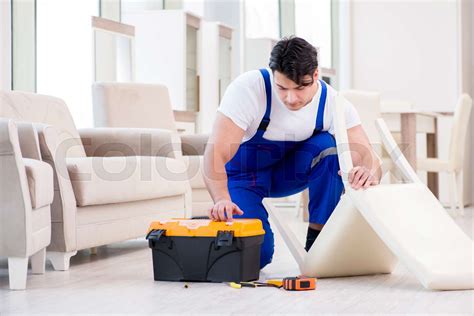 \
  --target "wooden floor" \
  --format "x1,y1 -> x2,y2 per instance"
1,205 -> 473,314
